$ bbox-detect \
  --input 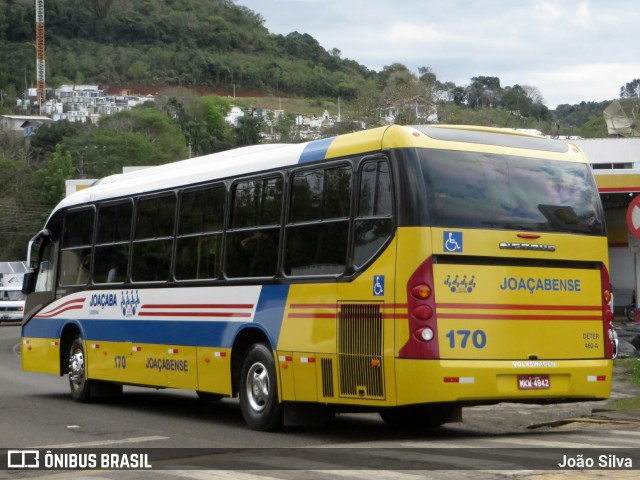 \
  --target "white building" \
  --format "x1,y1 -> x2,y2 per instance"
0,114 -> 53,136
224,106 -> 244,126
574,137 -> 640,309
